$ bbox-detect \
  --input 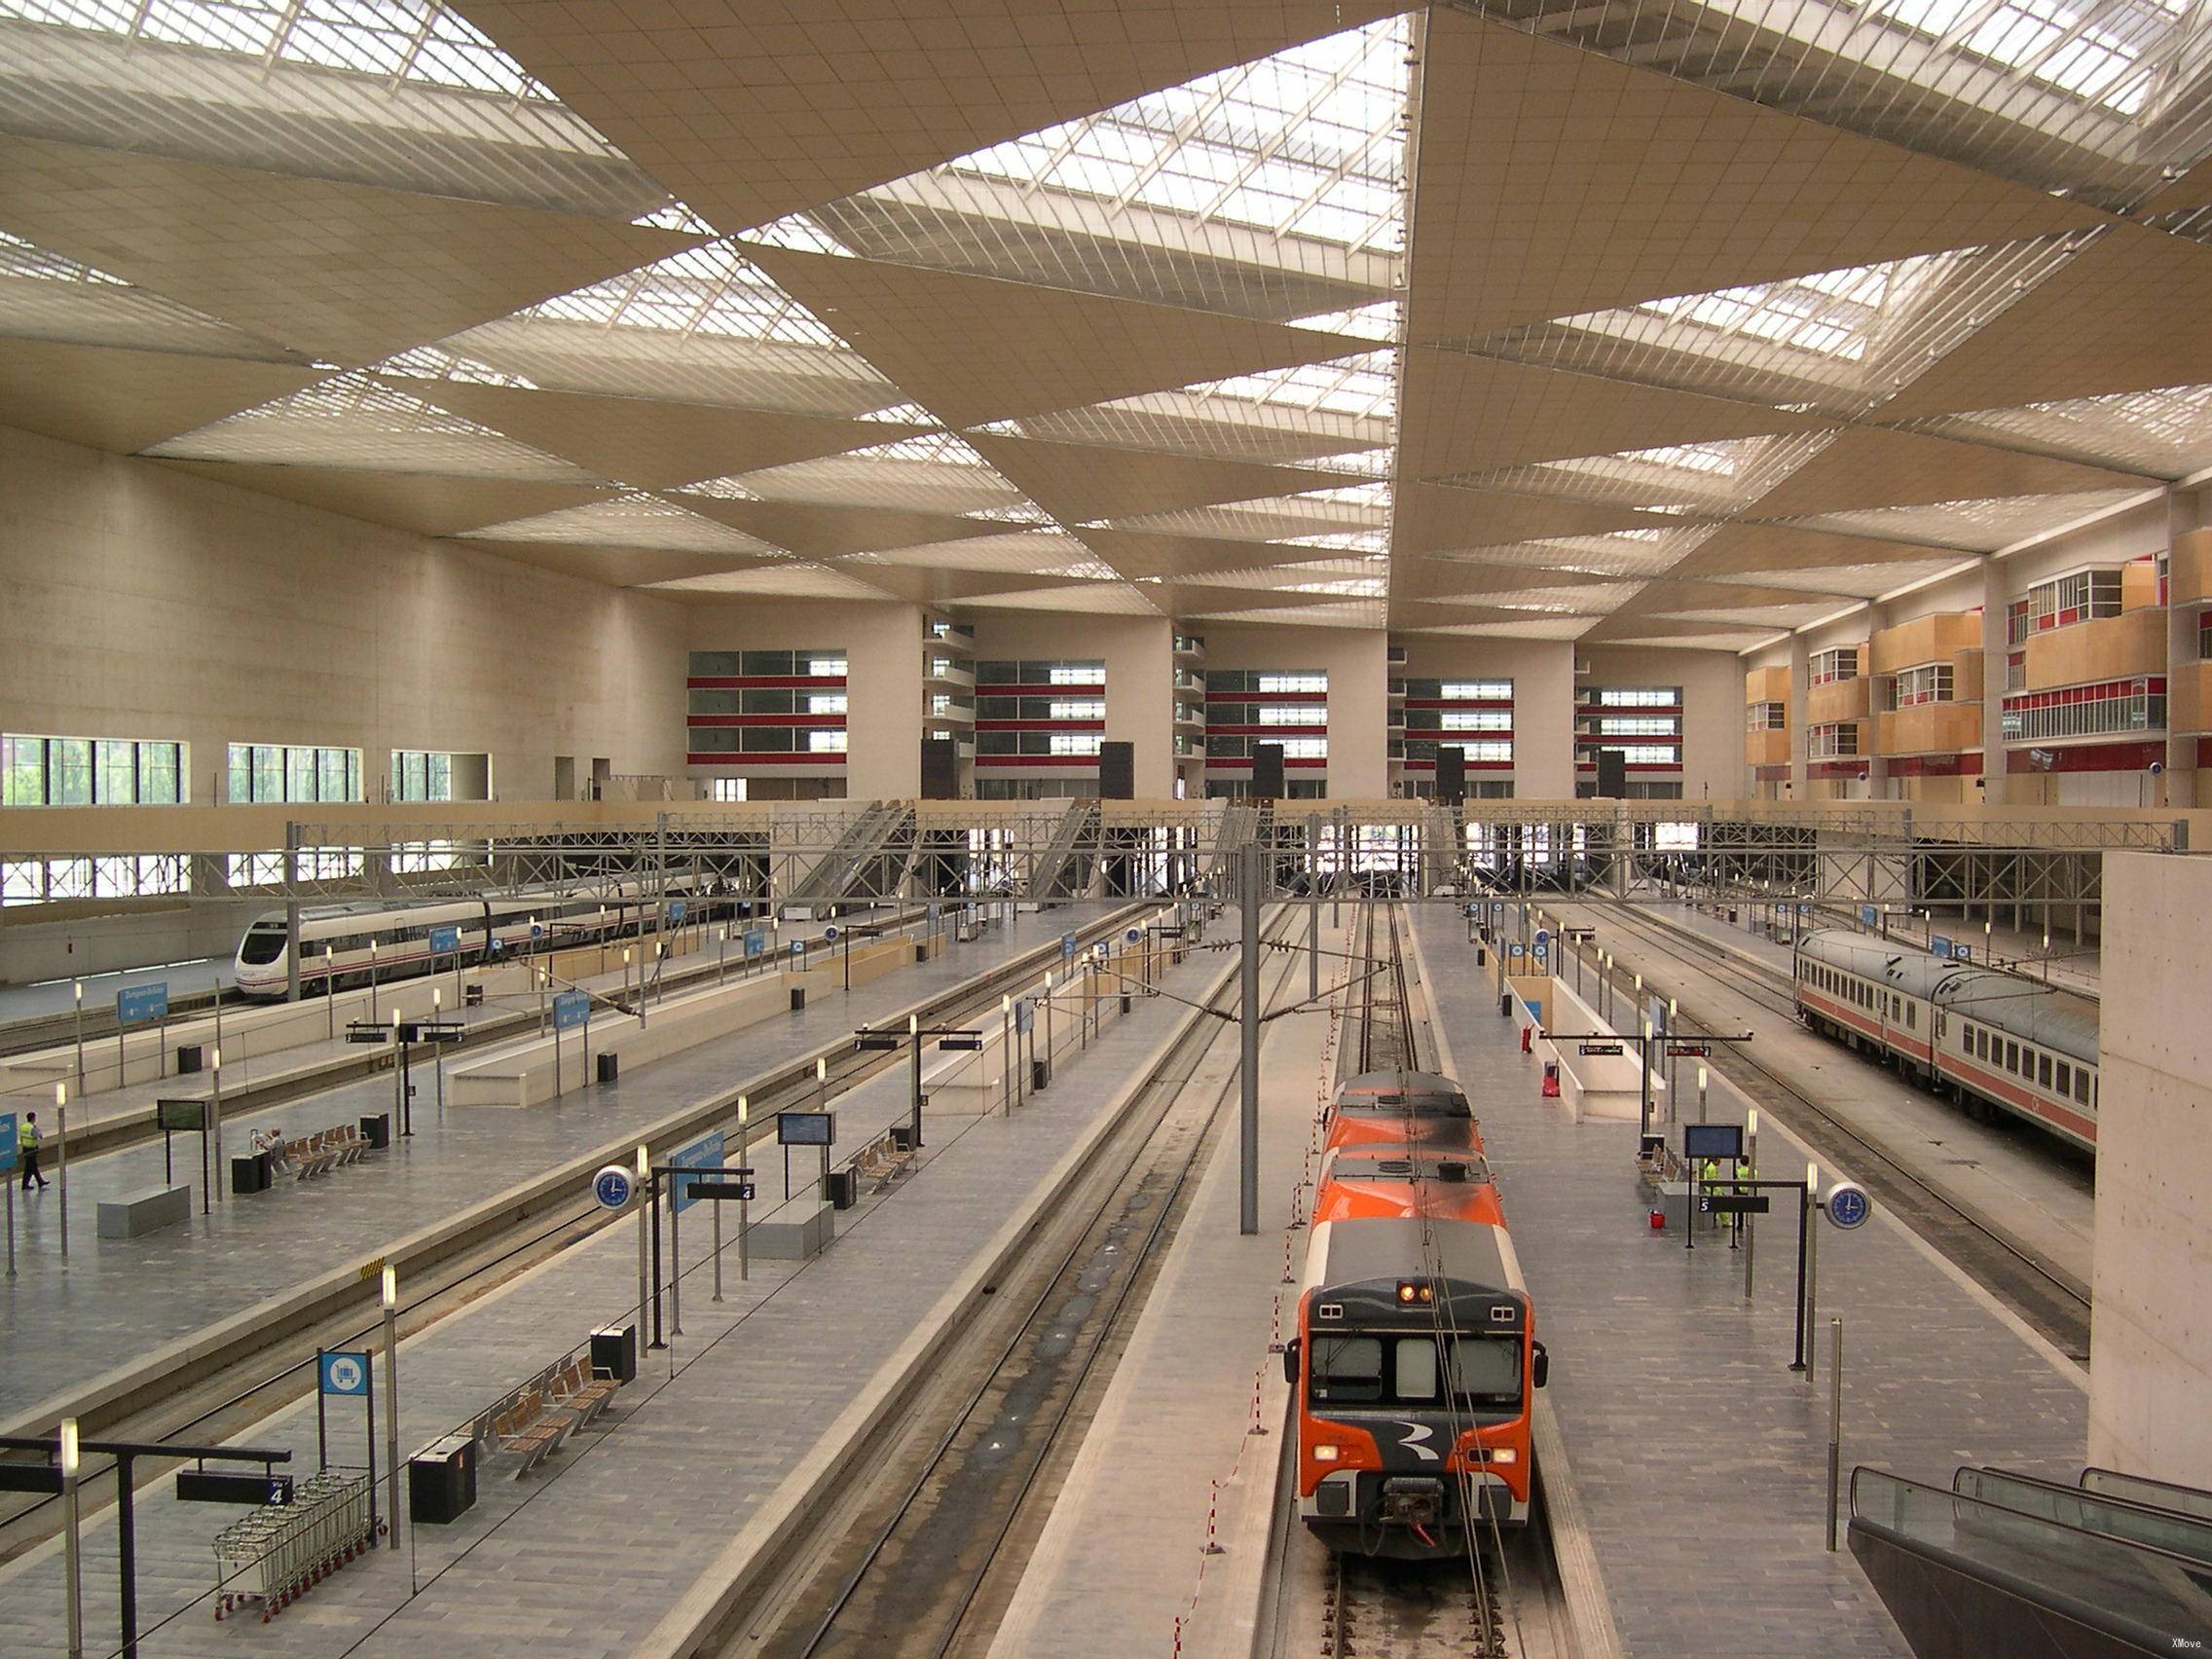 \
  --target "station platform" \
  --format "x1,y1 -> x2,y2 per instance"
985,907 -> 1351,1659
0,959 -> 233,1025
1403,904 -> 2090,1658
0,903 -> 1237,1658
0,905 -> 1118,1430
